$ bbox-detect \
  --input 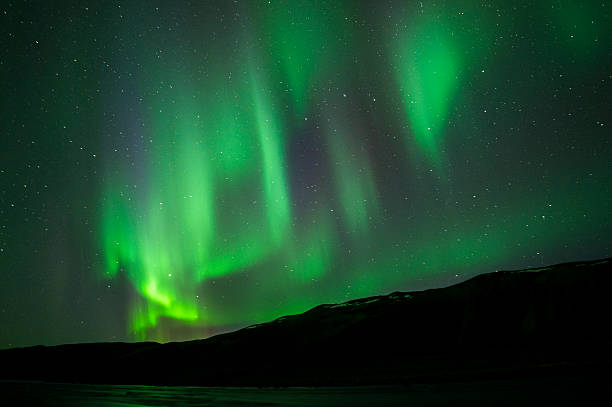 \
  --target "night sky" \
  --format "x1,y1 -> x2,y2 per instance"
1,0 -> 610,348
